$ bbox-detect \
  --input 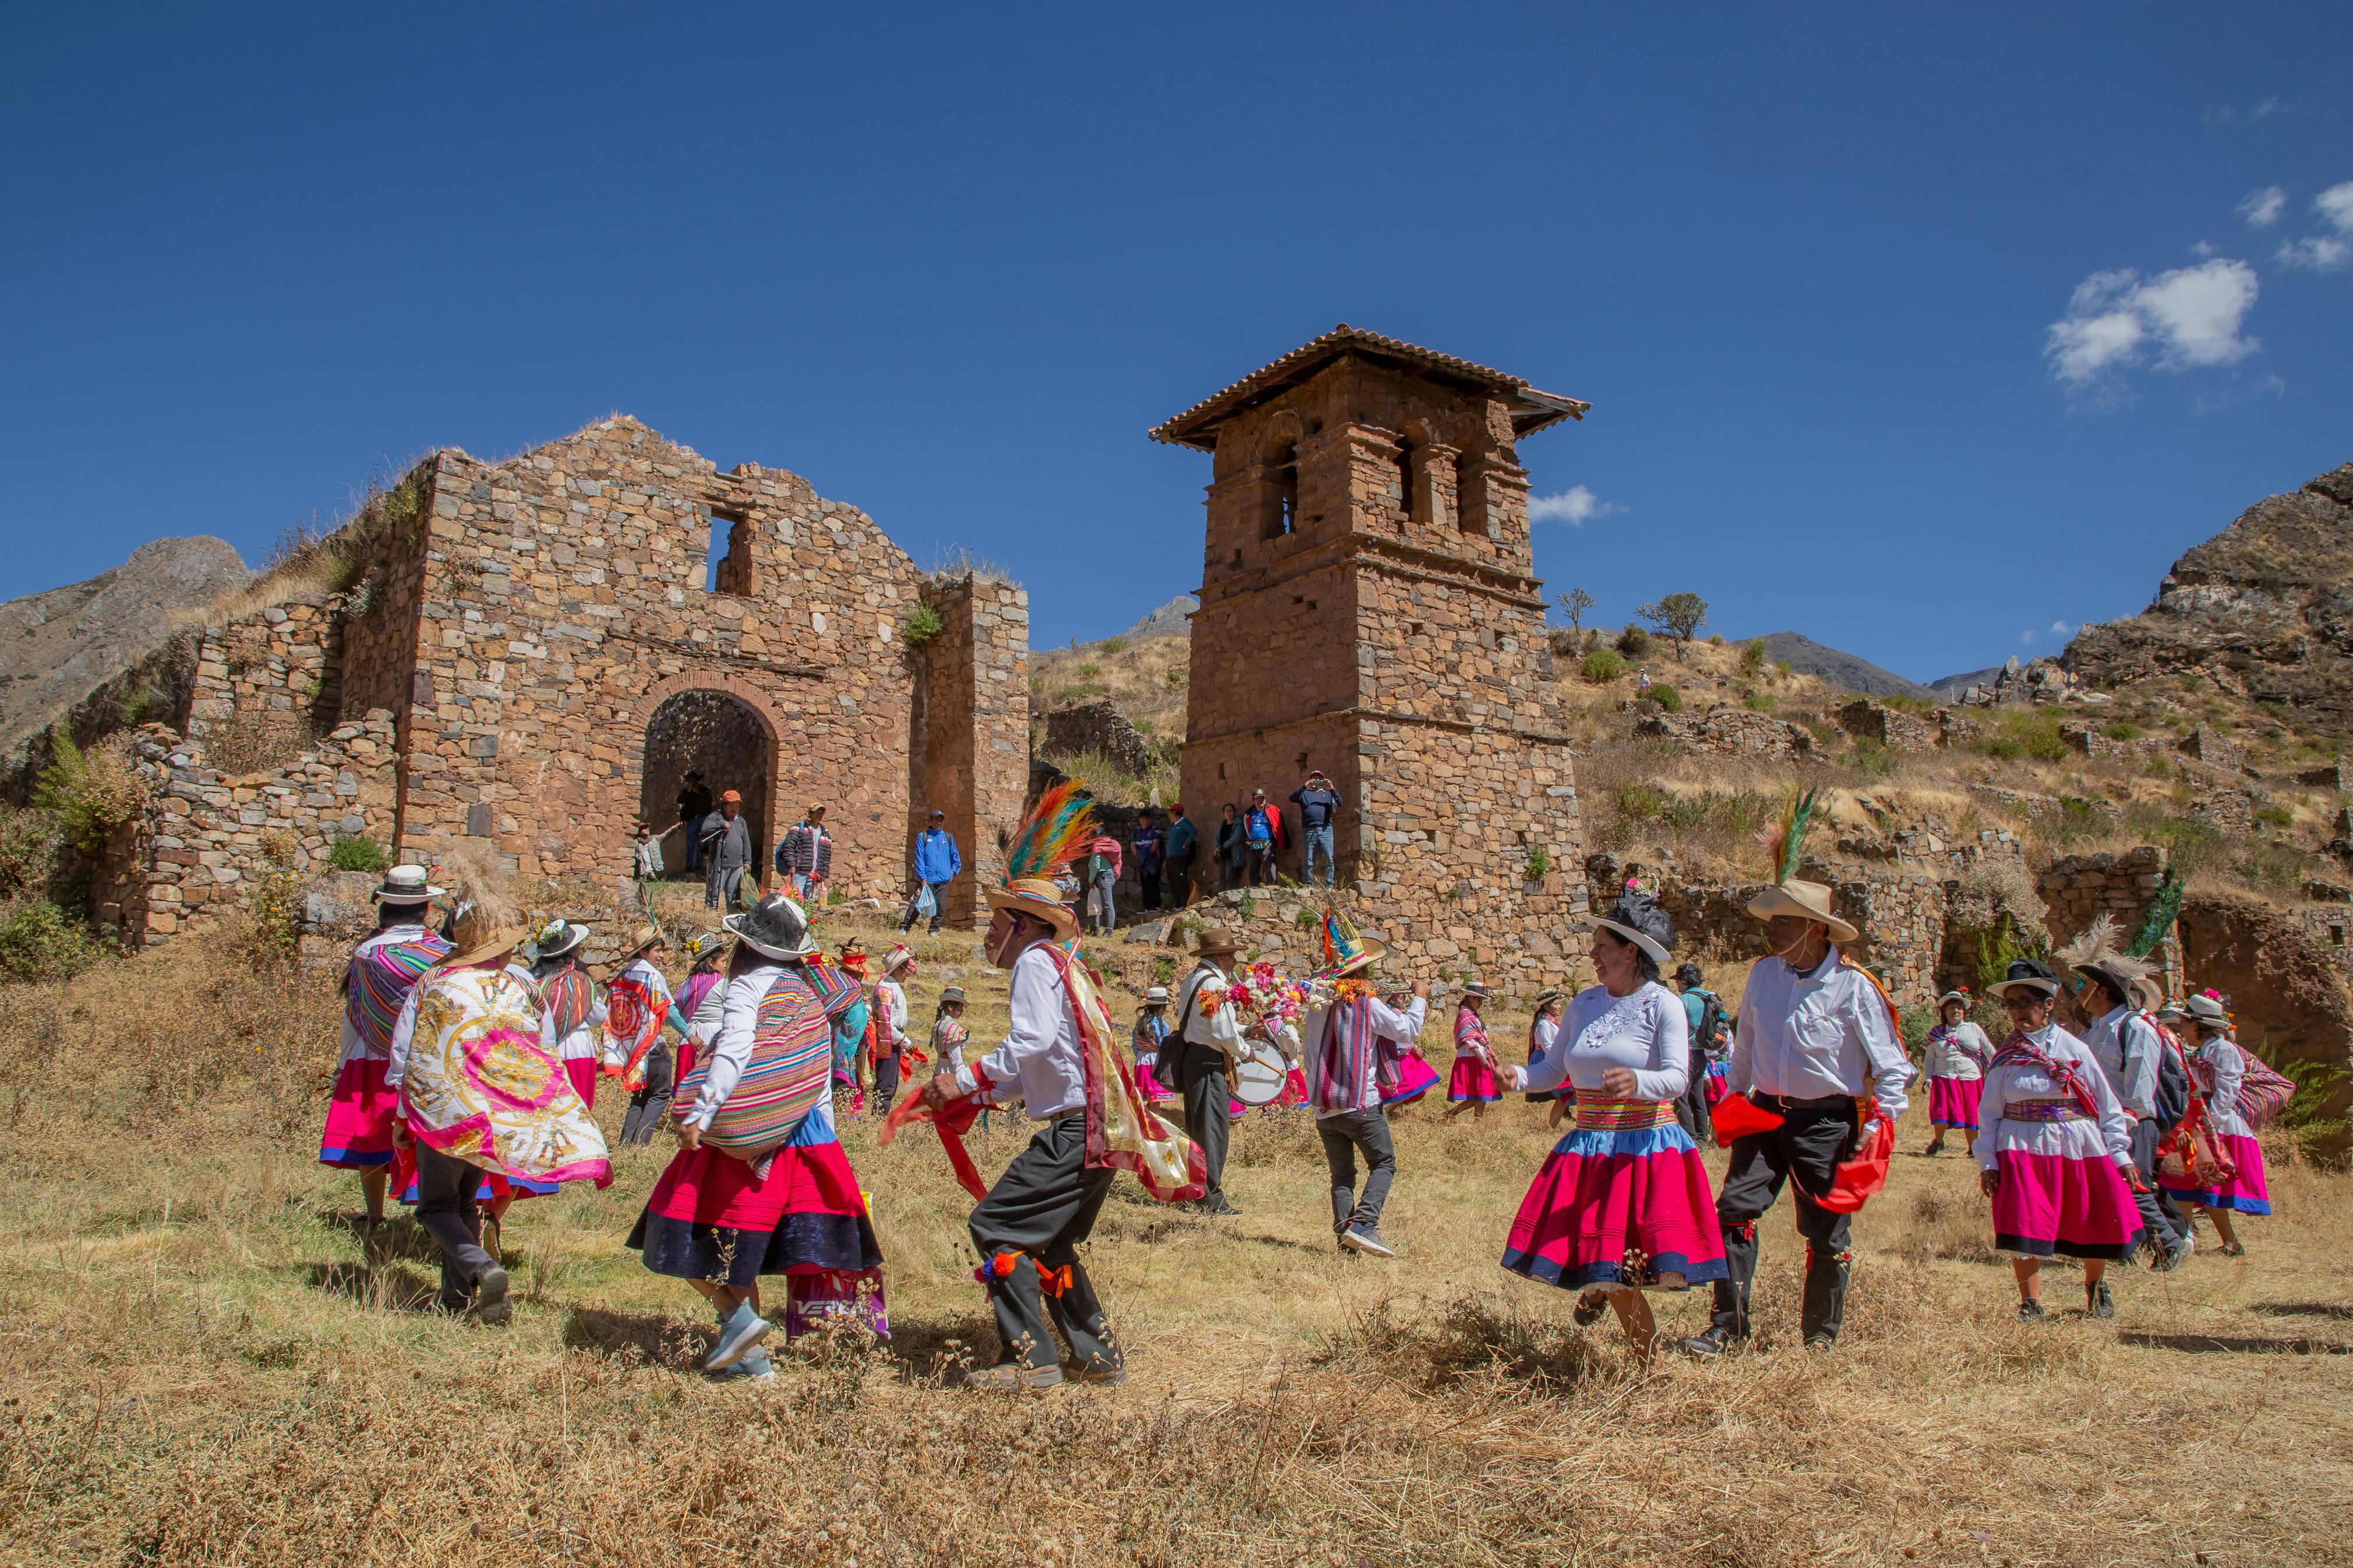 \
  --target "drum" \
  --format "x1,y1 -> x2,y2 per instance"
1231,1039 -> 1289,1107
